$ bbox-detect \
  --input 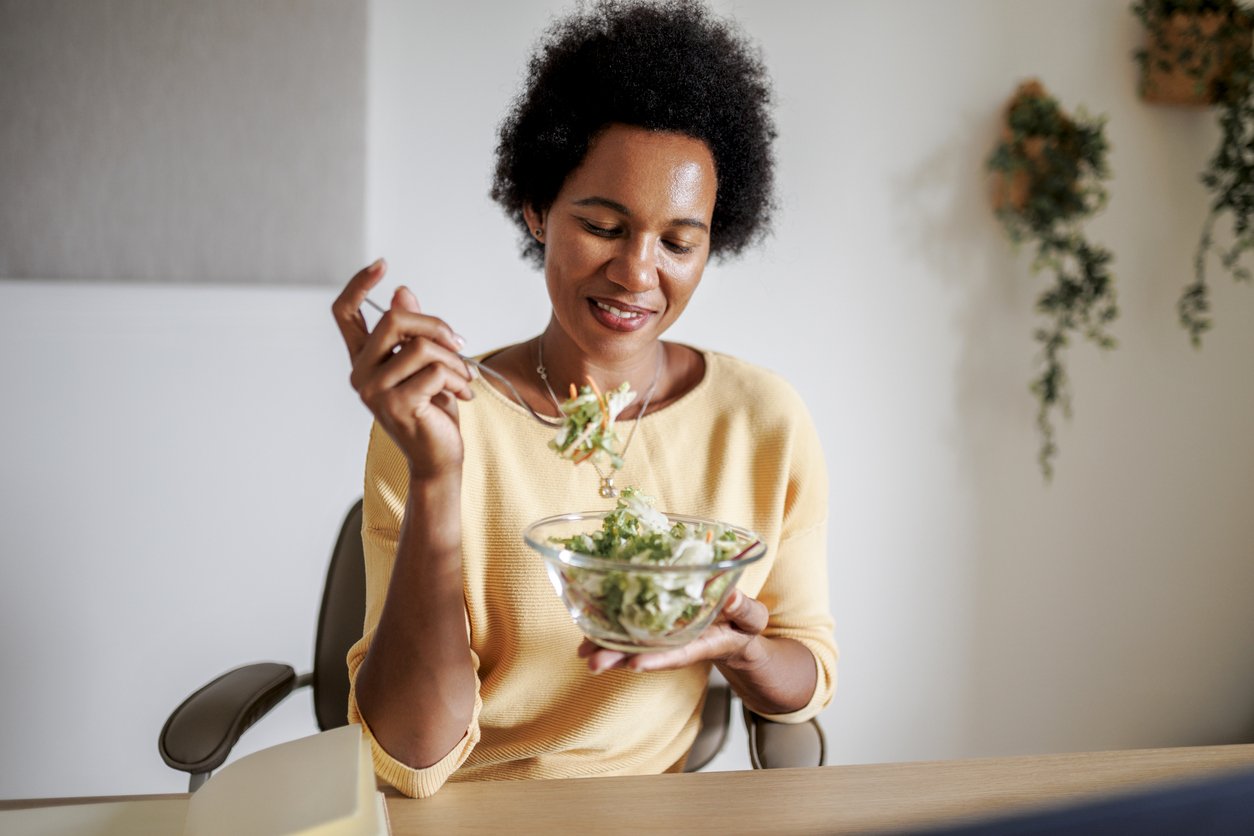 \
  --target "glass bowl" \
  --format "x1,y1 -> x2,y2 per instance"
523,511 -> 767,653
